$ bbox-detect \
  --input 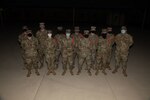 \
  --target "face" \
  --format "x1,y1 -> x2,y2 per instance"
27,33 -> 32,39
121,29 -> 126,34
66,33 -> 71,38
40,24 -> 45,29
91,31 -> 95,35
48,33 -> 52,38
